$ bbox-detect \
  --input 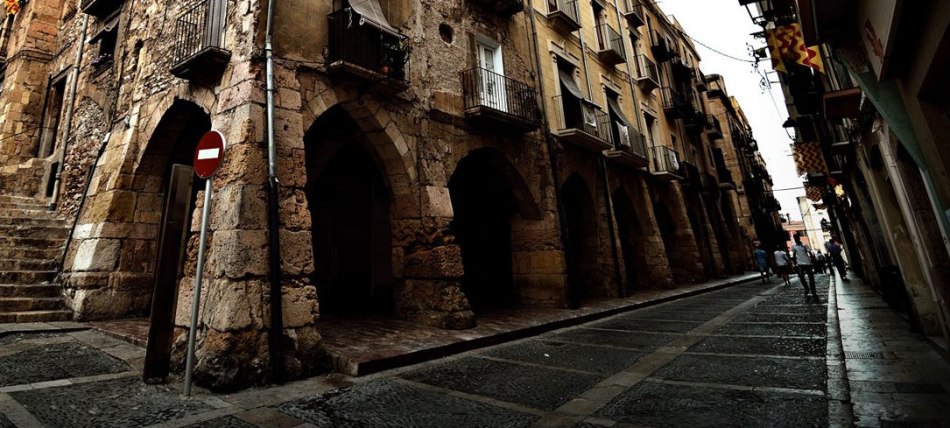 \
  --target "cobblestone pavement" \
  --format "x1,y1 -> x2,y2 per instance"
1,273 -> 949,427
